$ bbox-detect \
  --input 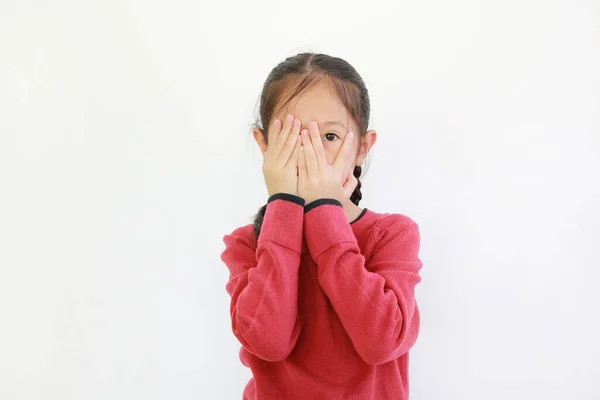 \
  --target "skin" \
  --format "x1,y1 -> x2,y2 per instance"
253,80 -> 377,223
